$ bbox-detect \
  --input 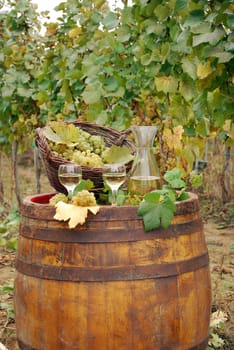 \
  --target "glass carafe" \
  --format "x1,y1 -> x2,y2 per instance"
128,126 -> 160,196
